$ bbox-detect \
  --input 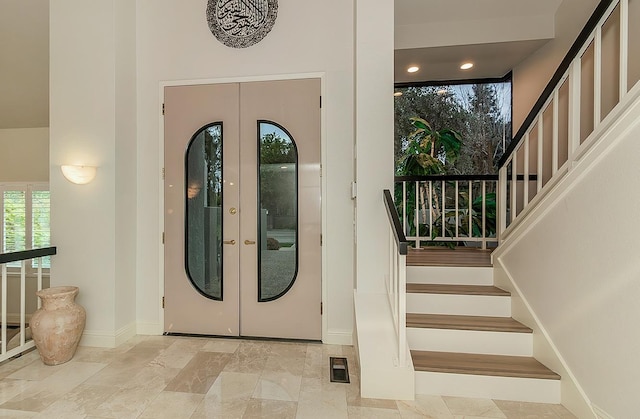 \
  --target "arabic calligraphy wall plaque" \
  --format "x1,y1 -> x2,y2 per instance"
207,0 -> 278,48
